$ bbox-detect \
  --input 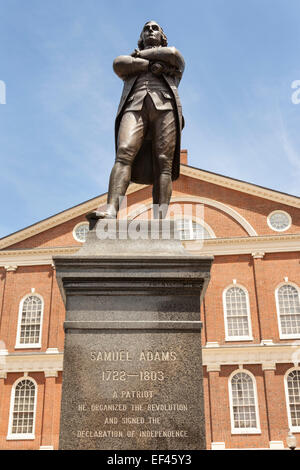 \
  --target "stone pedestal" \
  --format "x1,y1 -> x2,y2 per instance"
53,220 -> 213,450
